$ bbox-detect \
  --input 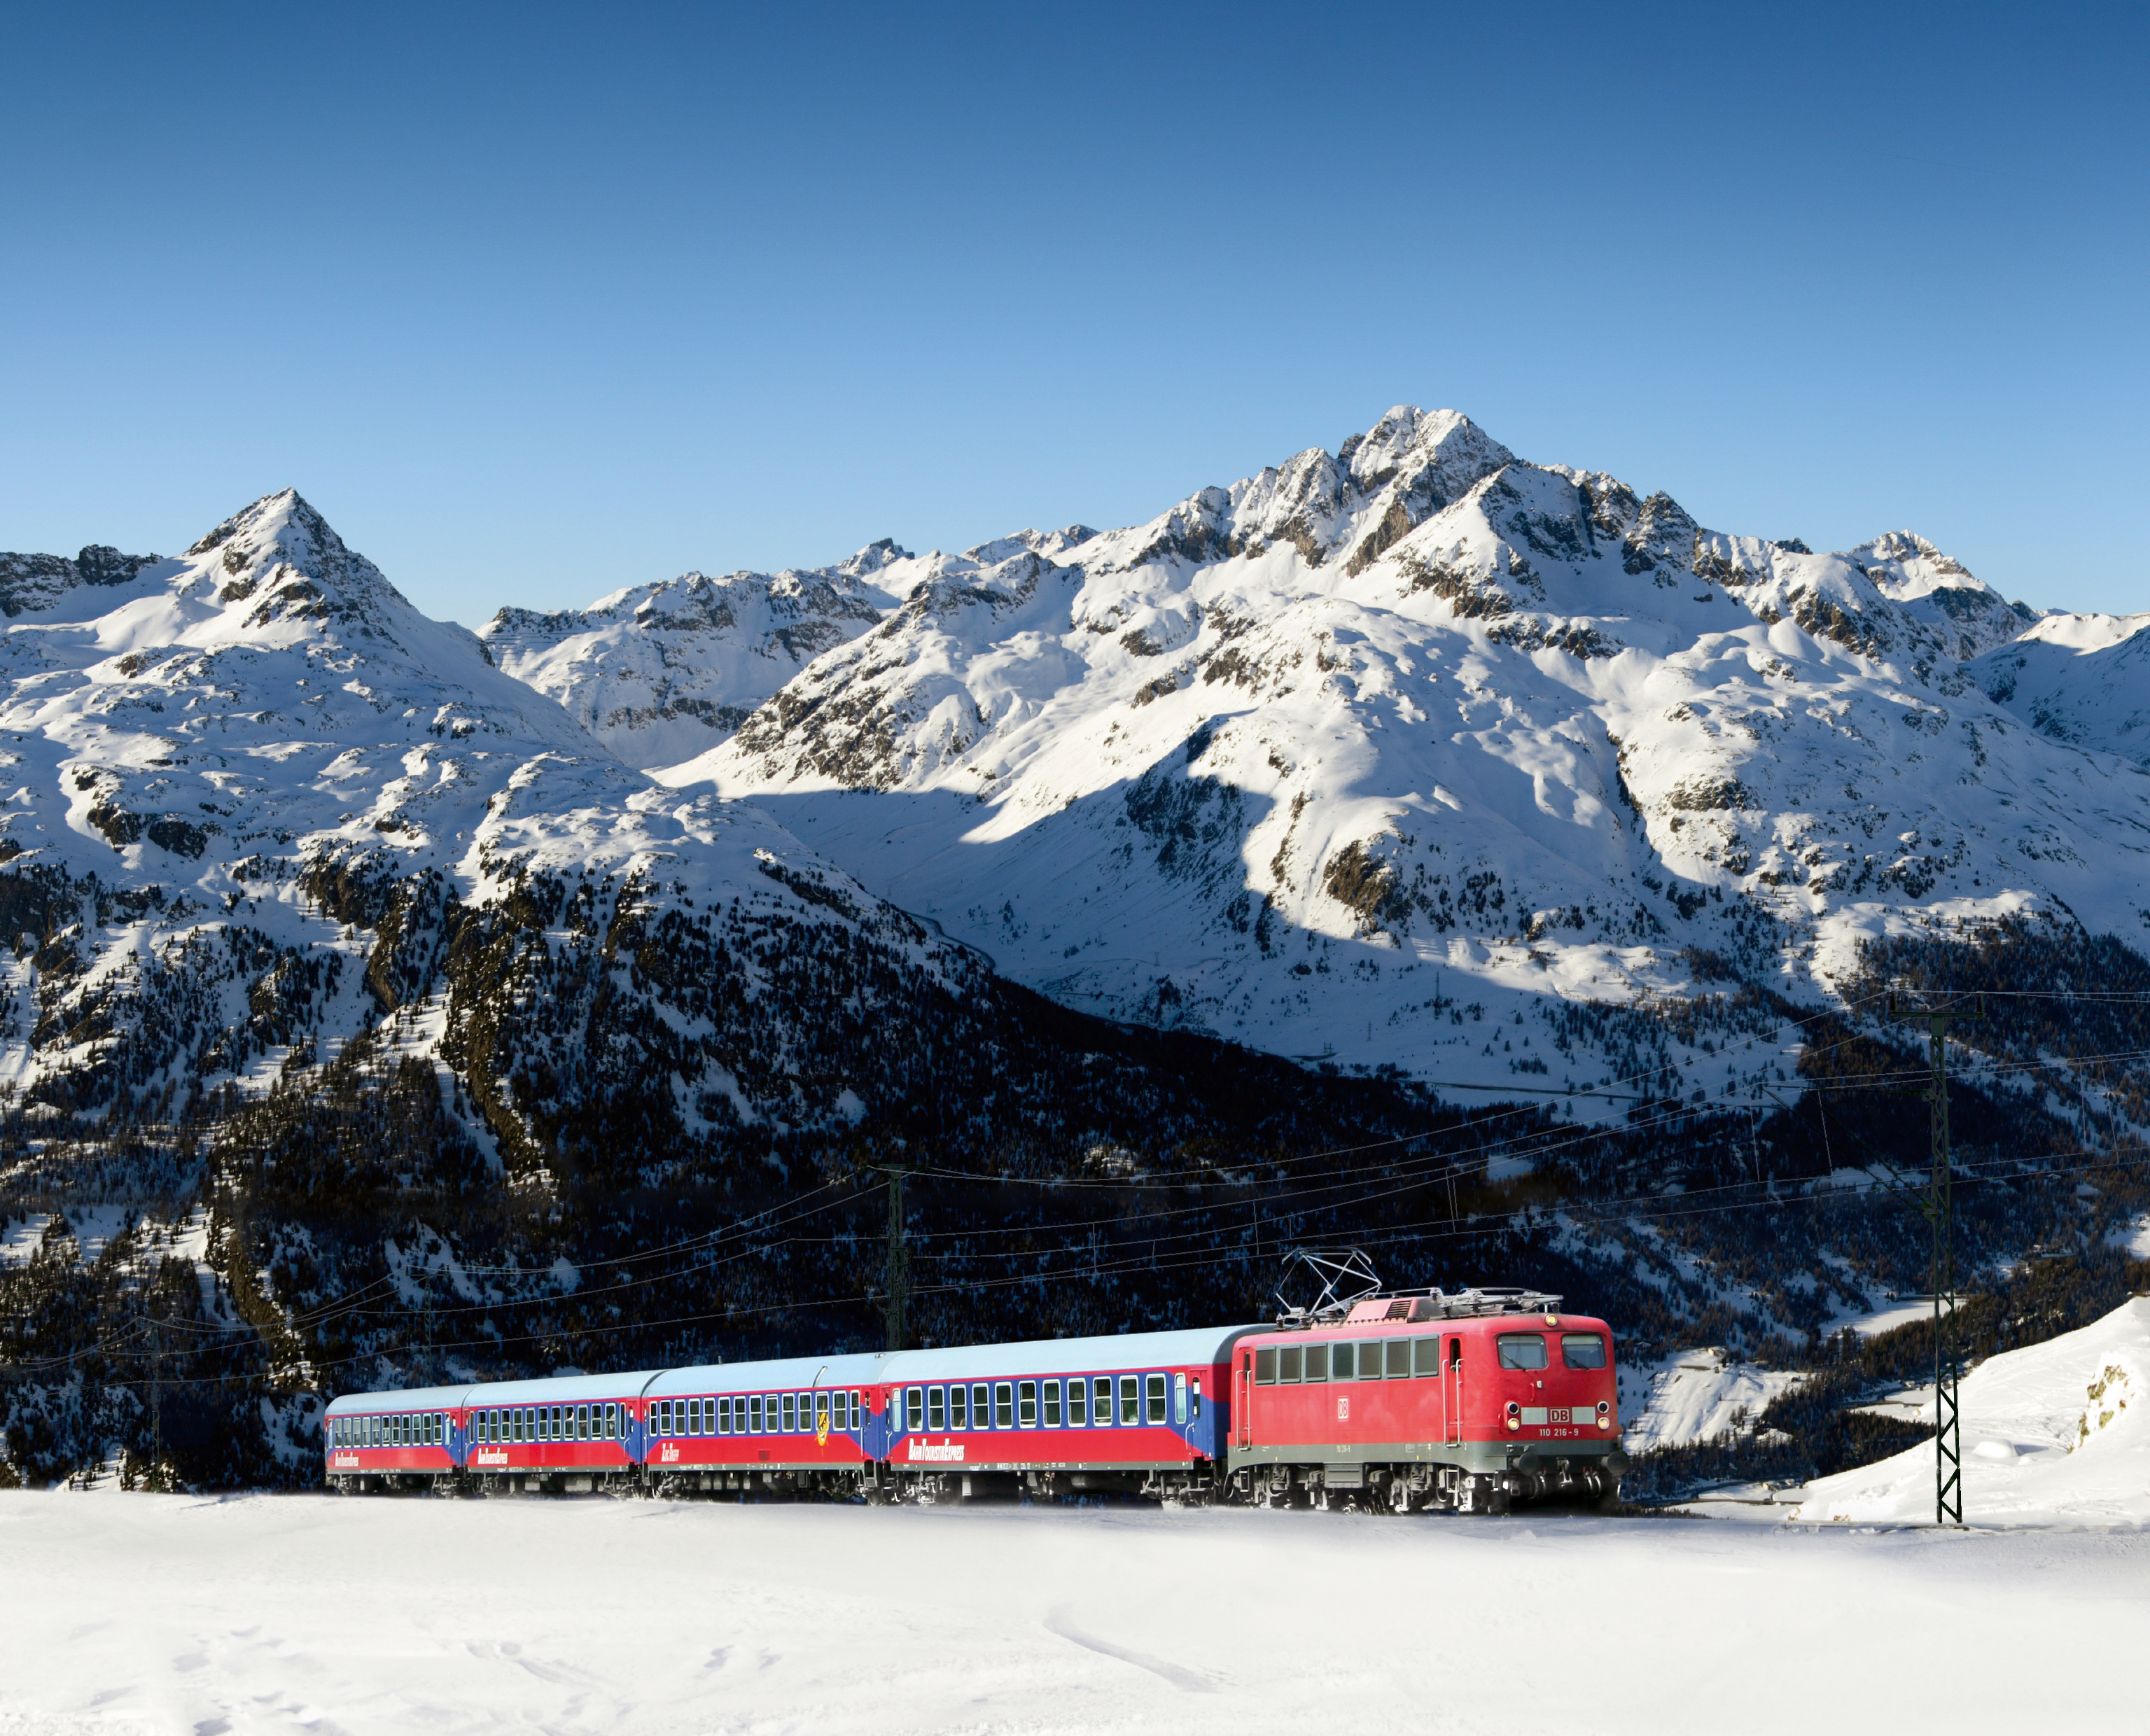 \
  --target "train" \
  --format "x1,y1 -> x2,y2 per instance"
324,1286 -> 1626,1513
